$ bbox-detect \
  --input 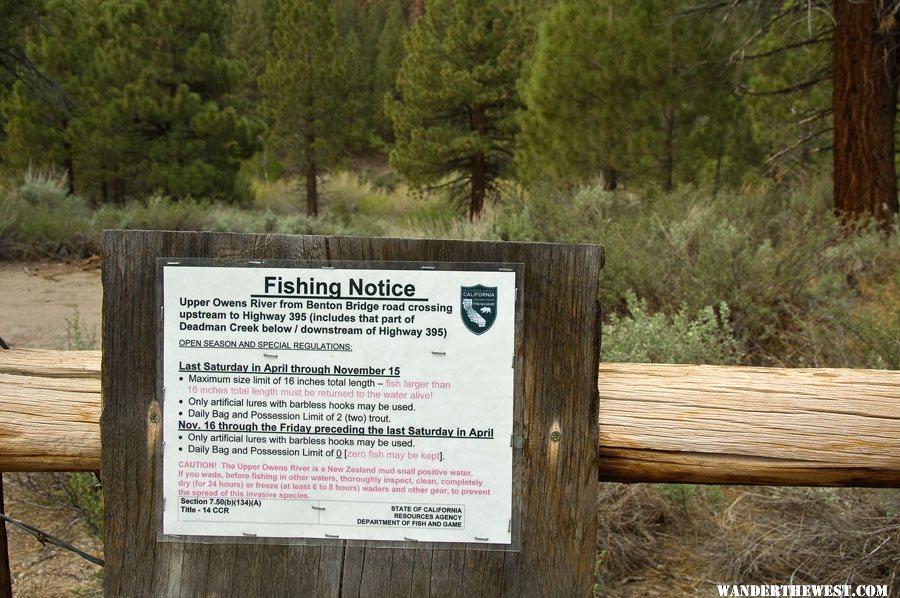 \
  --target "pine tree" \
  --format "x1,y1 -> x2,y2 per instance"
1,0 -> 100,193
740,2 -> 832,179
0,0 -> 45,98
373,0 -> 407,141
516,0 -> 628,188
731,0 -> 899,226
518,0 -> 753,191
260,0 -> 349,217
387,0 -> 523,220
227,0 -> 277,107
85,0 -> 263,202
